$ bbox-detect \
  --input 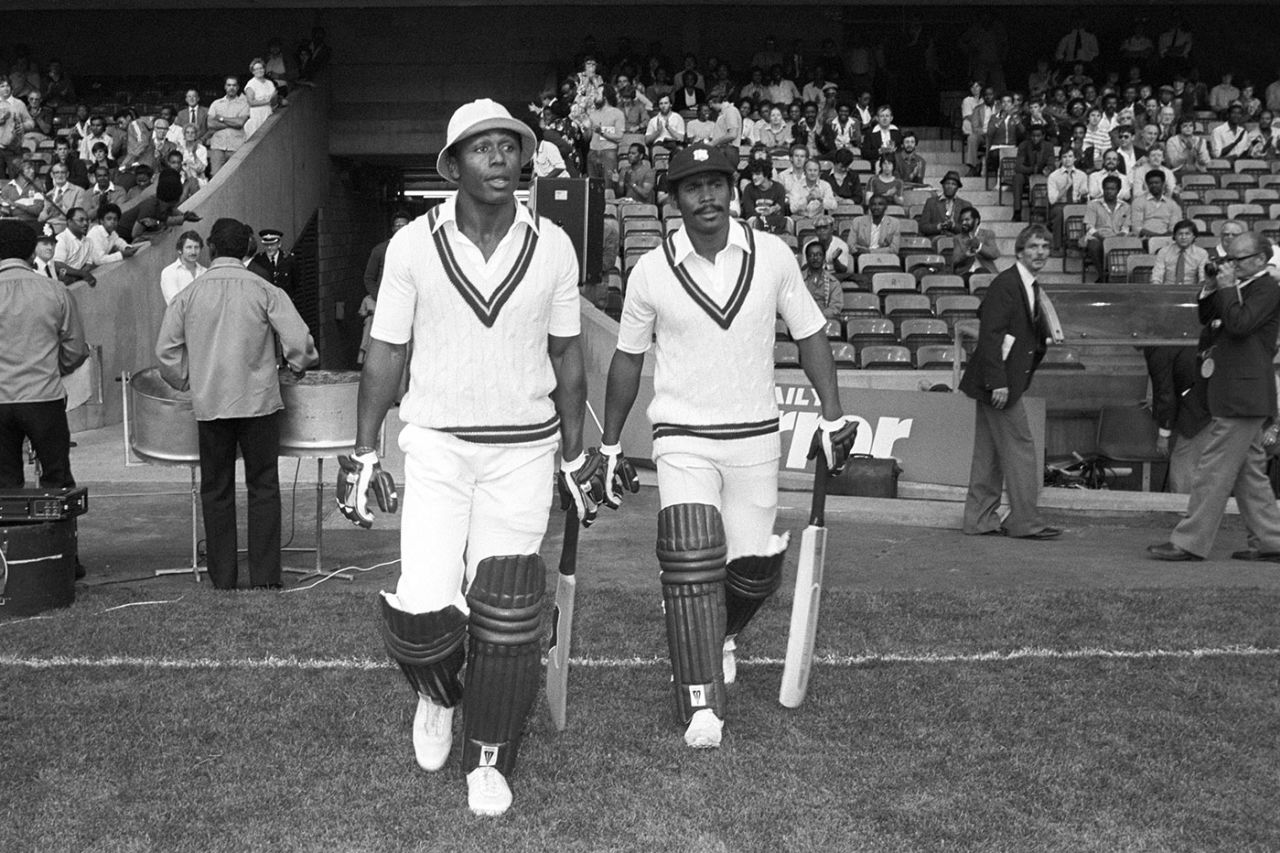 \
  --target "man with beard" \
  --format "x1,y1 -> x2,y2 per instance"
599,143 -> 855,750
